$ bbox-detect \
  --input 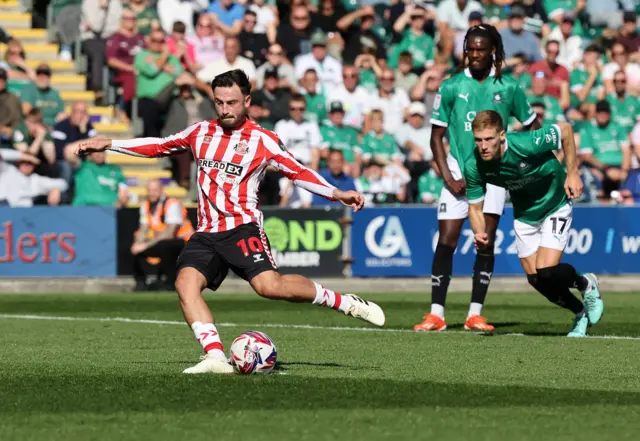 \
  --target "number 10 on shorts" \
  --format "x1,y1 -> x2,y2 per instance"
236,238 -> 265,257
